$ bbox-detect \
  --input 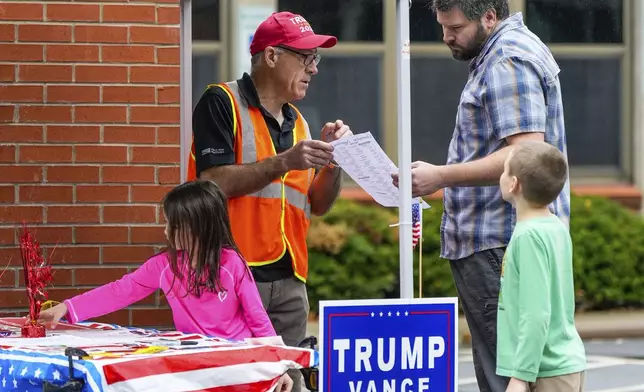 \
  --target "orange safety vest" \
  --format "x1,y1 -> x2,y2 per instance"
186,82 -> 315,282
